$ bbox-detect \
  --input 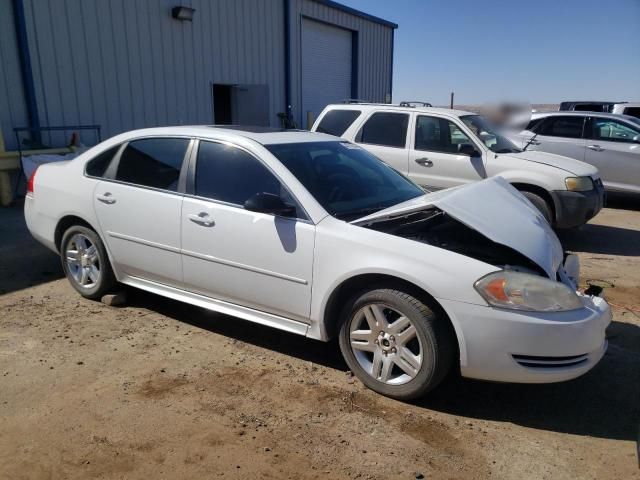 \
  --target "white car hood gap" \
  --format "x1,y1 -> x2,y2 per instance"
353,177 -> 564,279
